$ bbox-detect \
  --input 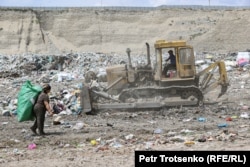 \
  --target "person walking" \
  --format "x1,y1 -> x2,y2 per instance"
30,84 -> 53,135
